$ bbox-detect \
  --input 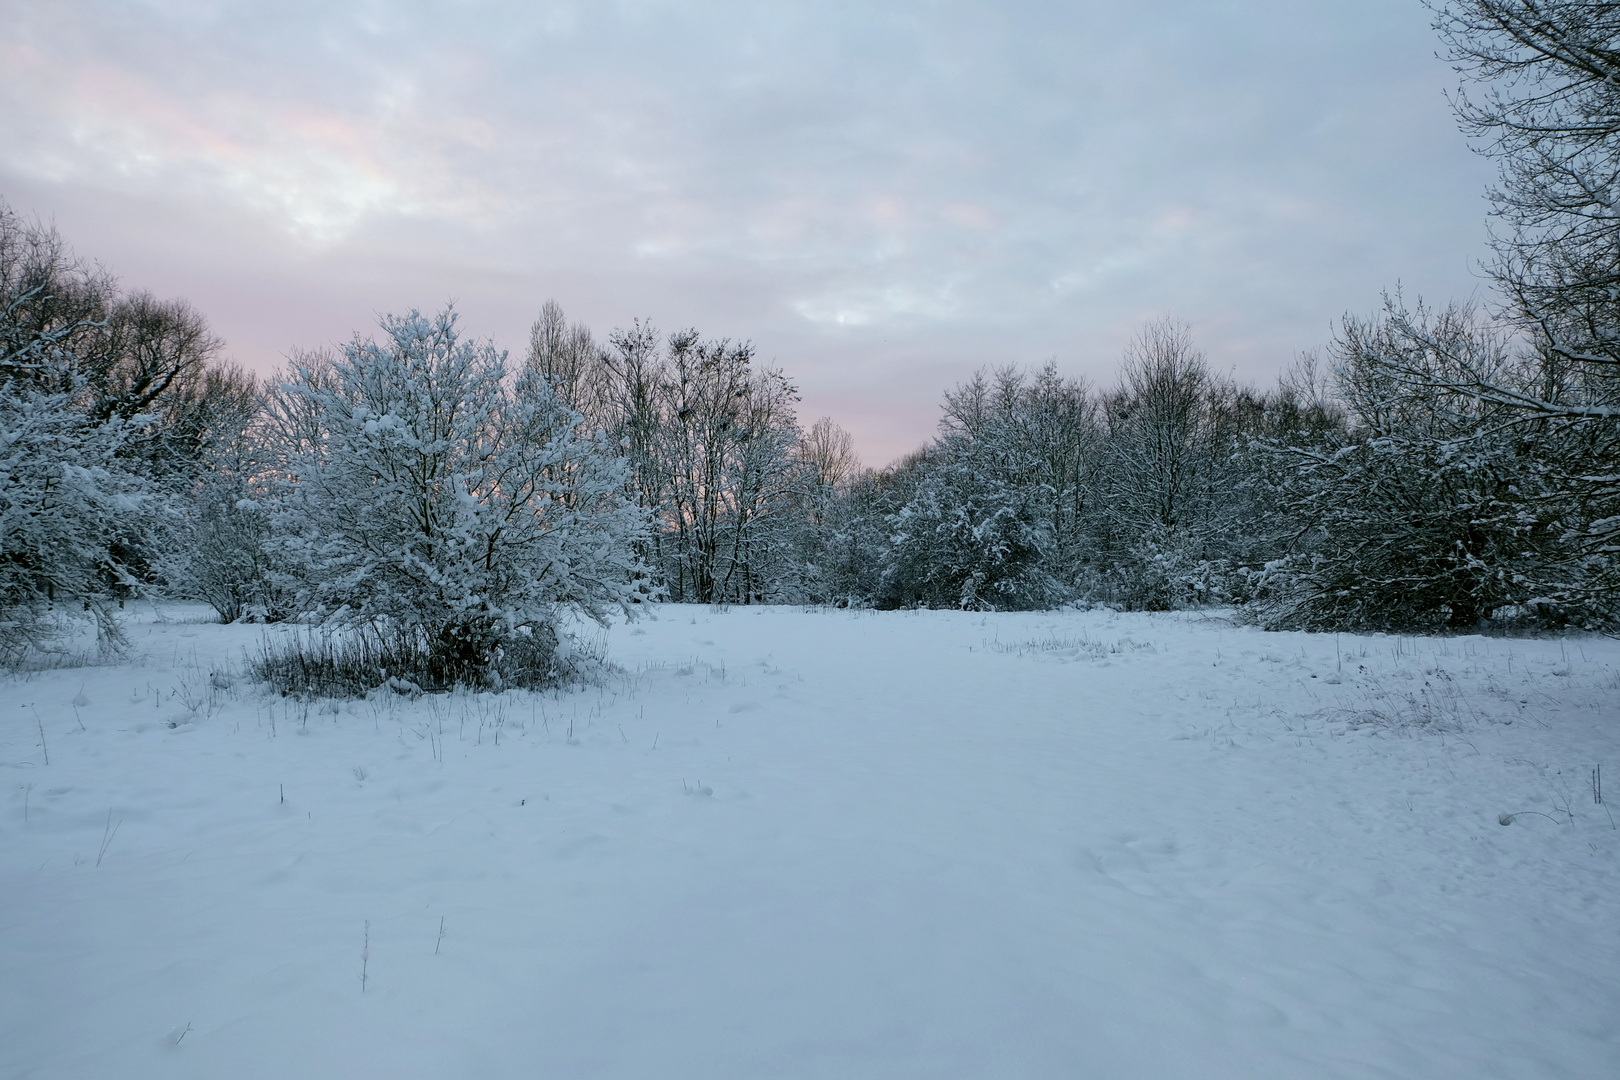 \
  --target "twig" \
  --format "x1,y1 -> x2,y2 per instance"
1597,765 -> 1616,829
96,811 -> 122,866
31,705 -> 48,766
1501,809 -> 1565,826
435,916 -> 445,956
361,920 -> 370,992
